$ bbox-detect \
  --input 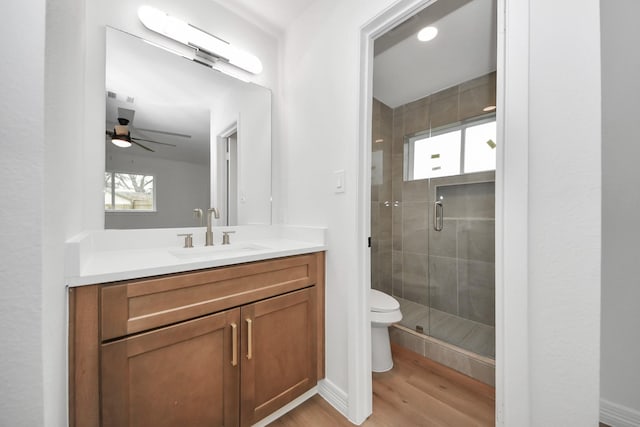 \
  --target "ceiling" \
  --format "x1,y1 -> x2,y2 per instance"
373,0 -> 497,108
210,0 -> 496,109
213,0 -> 316,34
